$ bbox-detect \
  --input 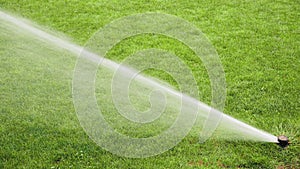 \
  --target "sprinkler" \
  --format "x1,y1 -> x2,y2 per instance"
277,135 -> 289,148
